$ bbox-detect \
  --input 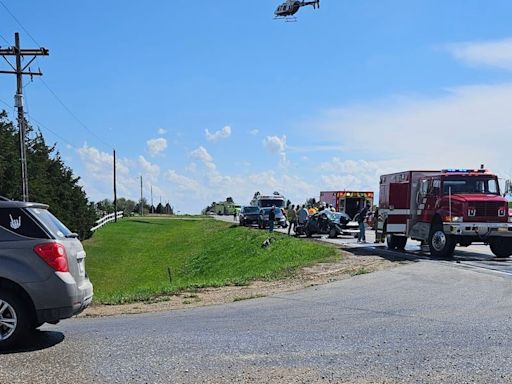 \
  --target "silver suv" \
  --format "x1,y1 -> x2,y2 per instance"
0,198 -> 93,349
